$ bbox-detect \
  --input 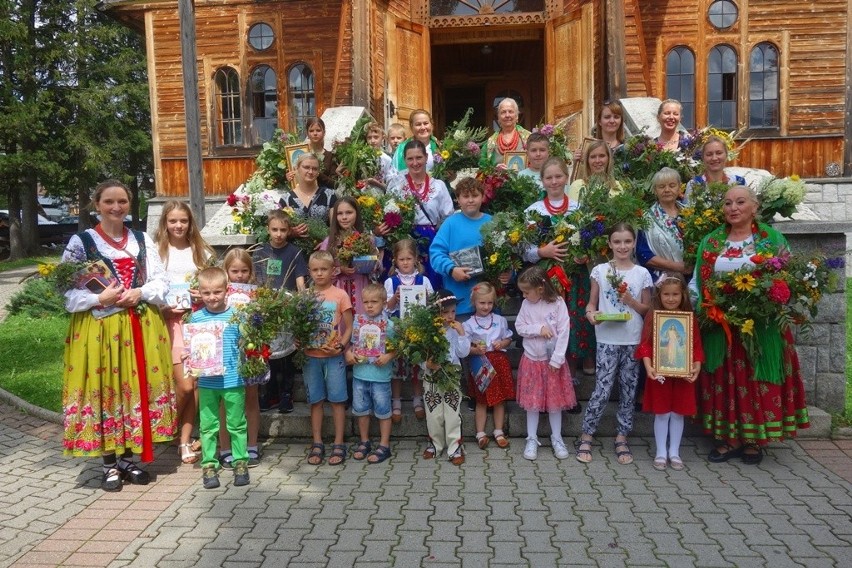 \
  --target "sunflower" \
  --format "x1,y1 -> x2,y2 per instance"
732,274 -> 756,291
